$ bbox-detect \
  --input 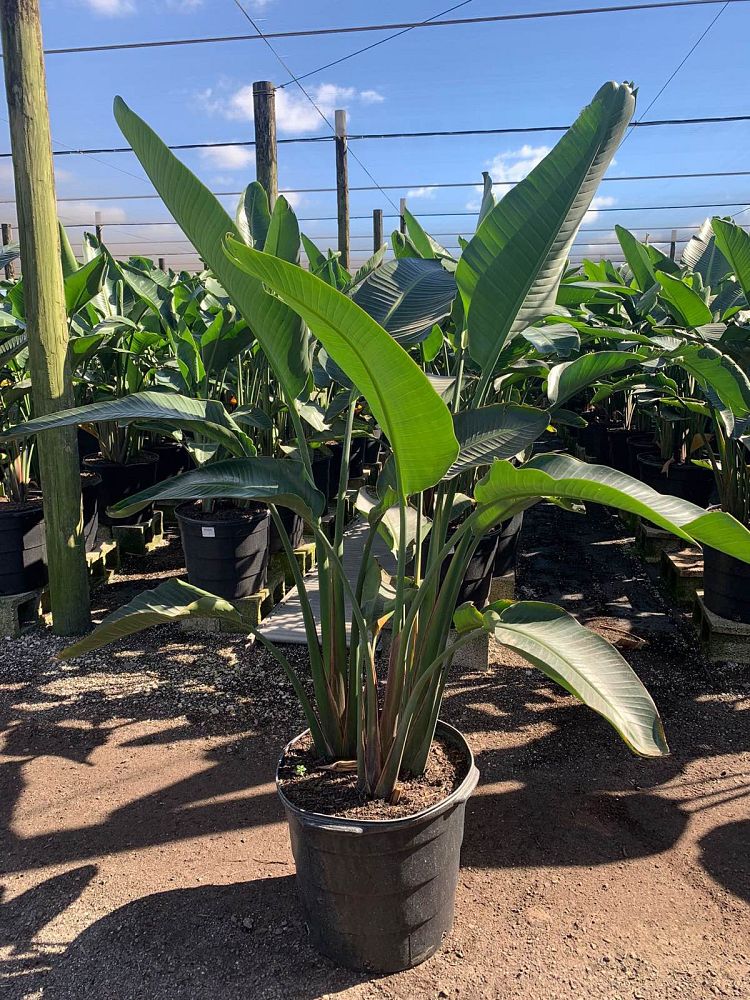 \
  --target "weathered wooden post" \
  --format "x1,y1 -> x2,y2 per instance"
372,208 -> 383,252
669,228 -> 677,261
1,221 -> 15,278
0,0 -> 90,634
334,109 -> 350,270
253,80 -> 277,209
94,209 -> 102,243
399,197 -> 407,235
158,256 -> 165,270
